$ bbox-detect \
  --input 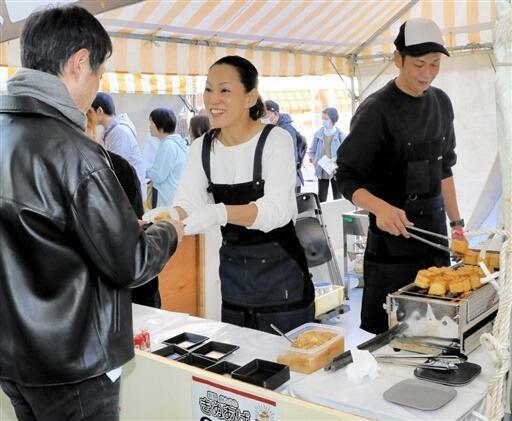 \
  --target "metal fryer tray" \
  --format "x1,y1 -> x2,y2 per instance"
396,283 -> 463,302
466,284 -> 498,321
395,283 -> 498,322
